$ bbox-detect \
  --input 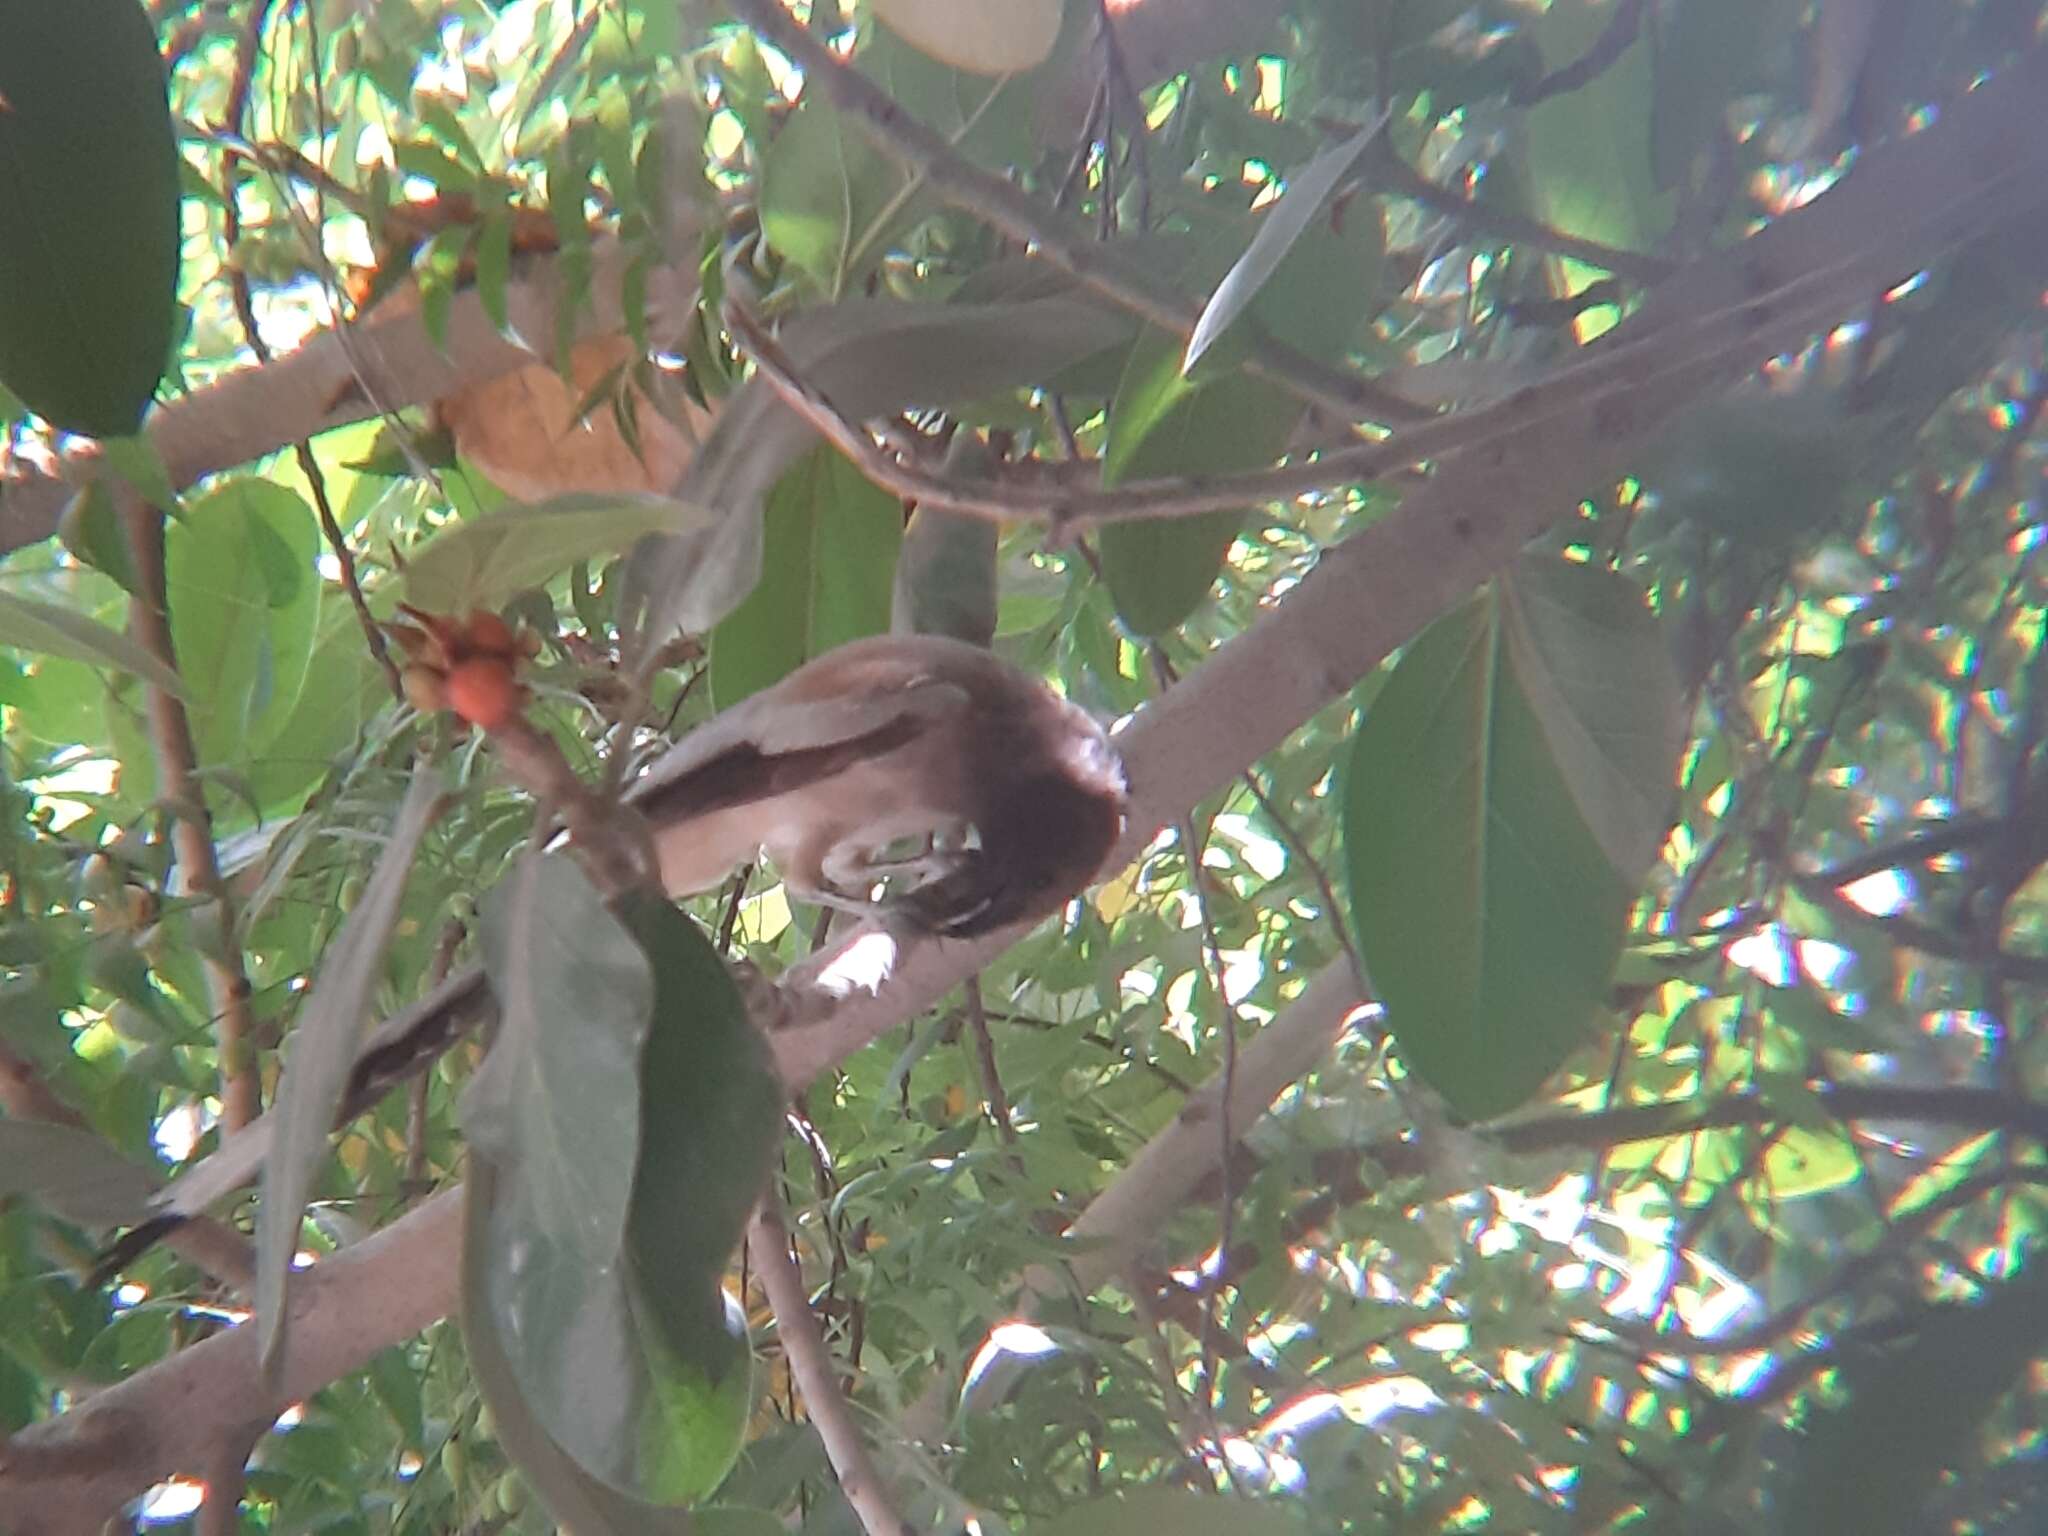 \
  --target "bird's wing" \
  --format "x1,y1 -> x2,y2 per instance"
627,674 -> 971,823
